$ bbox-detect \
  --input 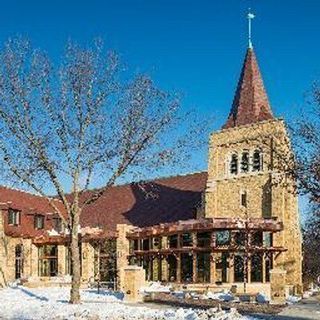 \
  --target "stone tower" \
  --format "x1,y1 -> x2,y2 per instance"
205,47 -> 303,292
